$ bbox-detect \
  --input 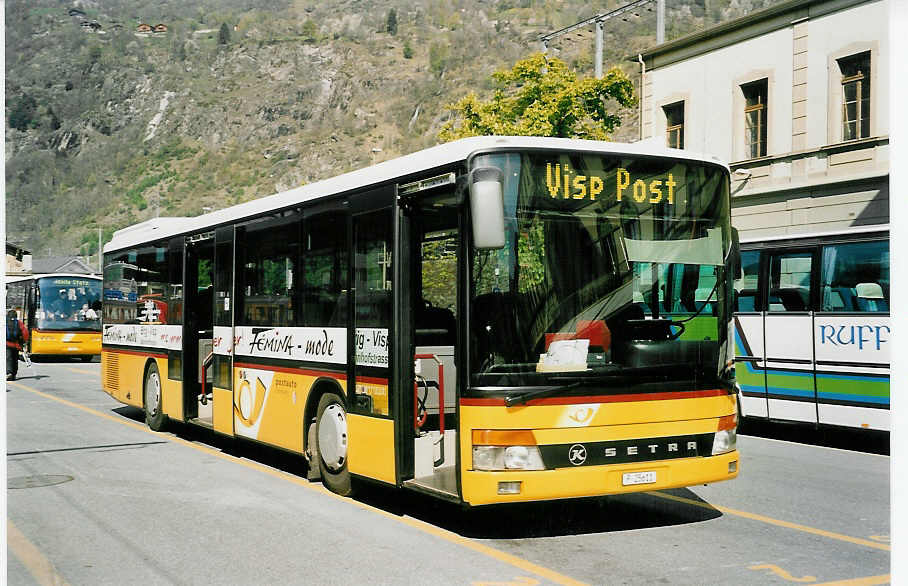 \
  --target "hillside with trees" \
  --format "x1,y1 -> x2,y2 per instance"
5,0 -> 784,258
